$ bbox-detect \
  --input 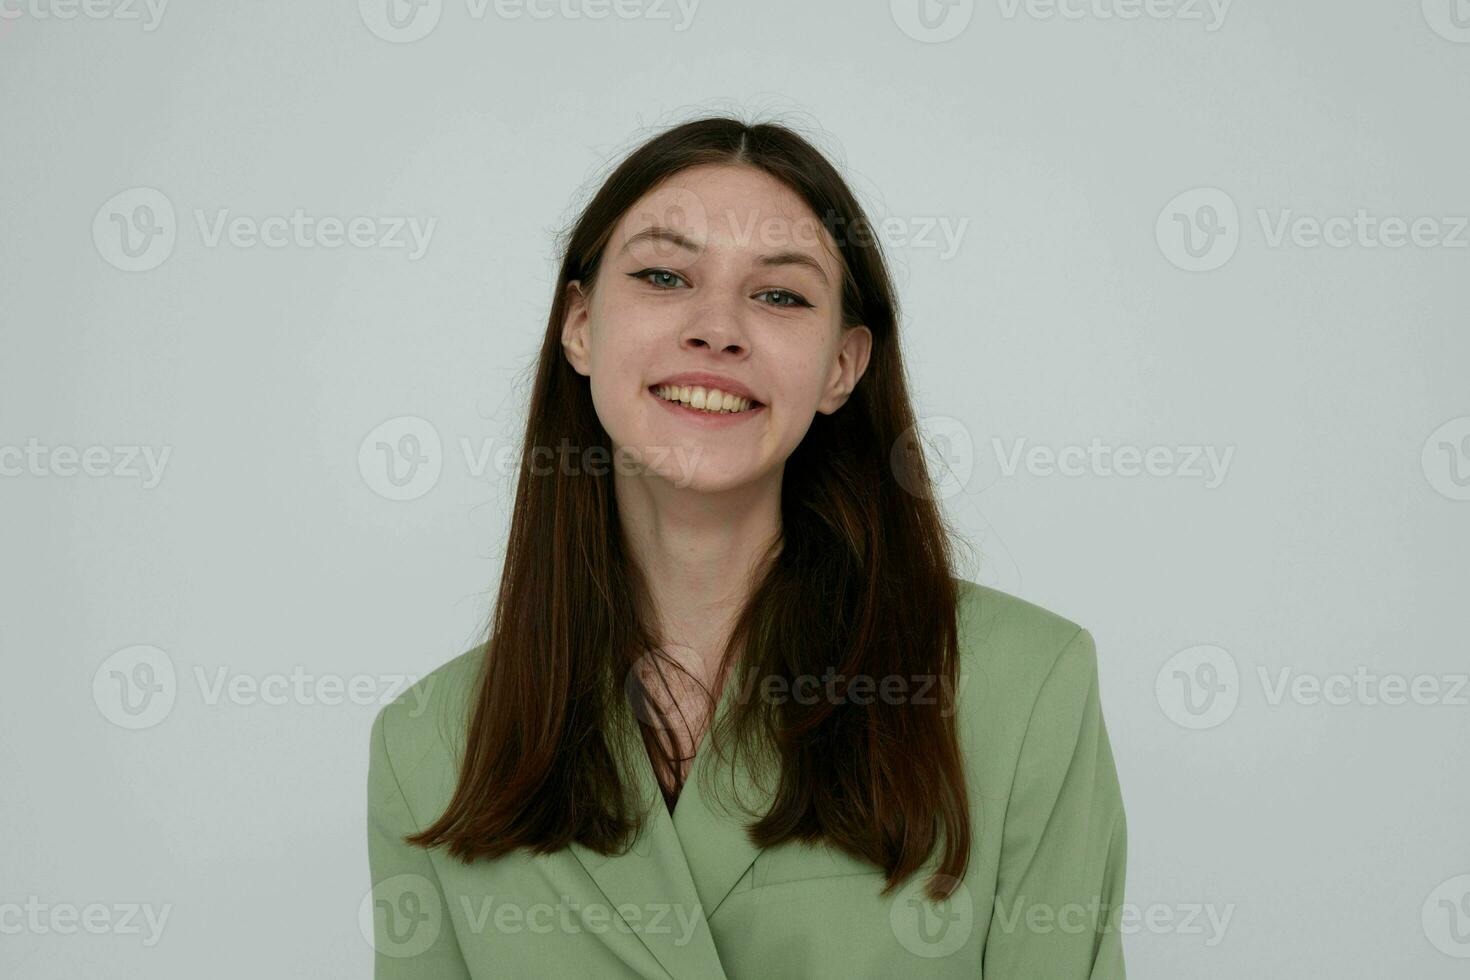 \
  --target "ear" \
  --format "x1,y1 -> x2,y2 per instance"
816,325 -> 873,414
561,280 -> 592,378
